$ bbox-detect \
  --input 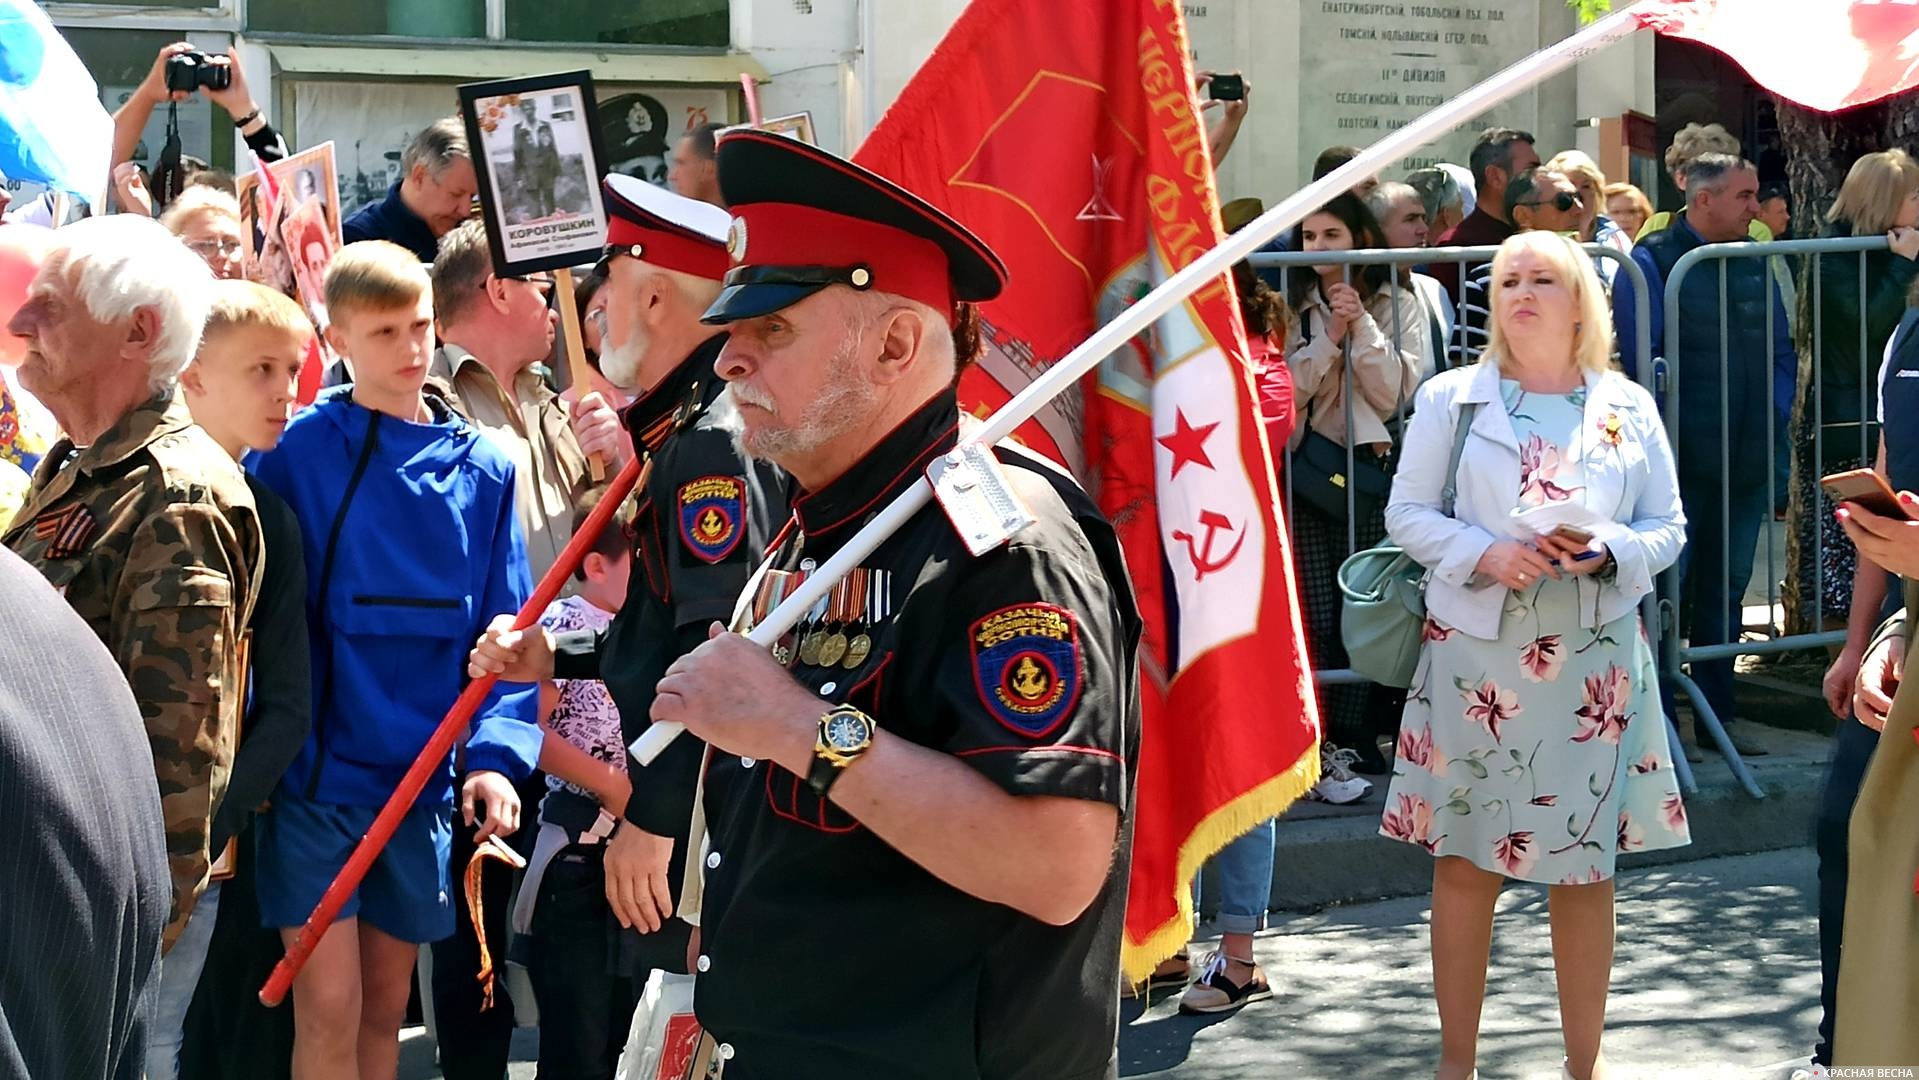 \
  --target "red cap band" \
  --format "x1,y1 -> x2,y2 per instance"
728,202 -> 954,315
606,214 -> 730,282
